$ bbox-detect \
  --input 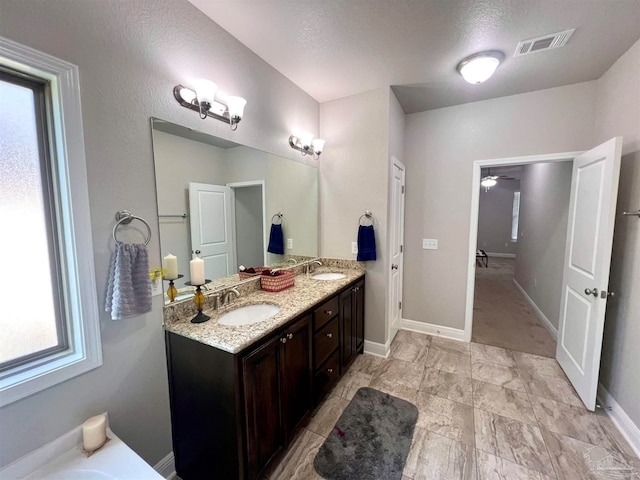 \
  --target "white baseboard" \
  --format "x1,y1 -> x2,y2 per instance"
401,318 -> 466,341
512,279 -> 558,340
485,252 -> 516,258
364,339 -> 390,358
597,384 -> 640,458
154,452 -> 176,479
